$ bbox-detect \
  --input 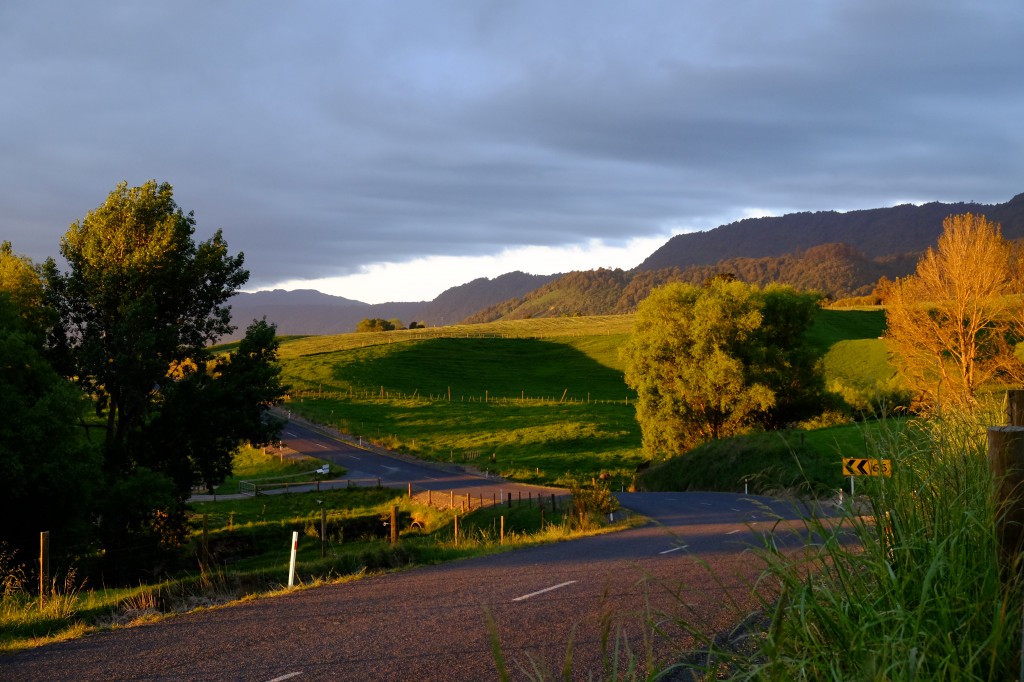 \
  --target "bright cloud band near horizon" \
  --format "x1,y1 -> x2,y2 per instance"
258,233 -> 683,304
